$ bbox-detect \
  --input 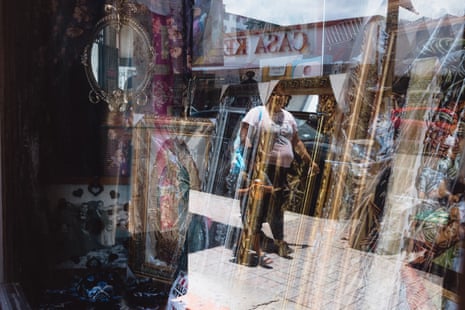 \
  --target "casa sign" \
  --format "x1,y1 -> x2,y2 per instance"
224,29 -> 318,57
